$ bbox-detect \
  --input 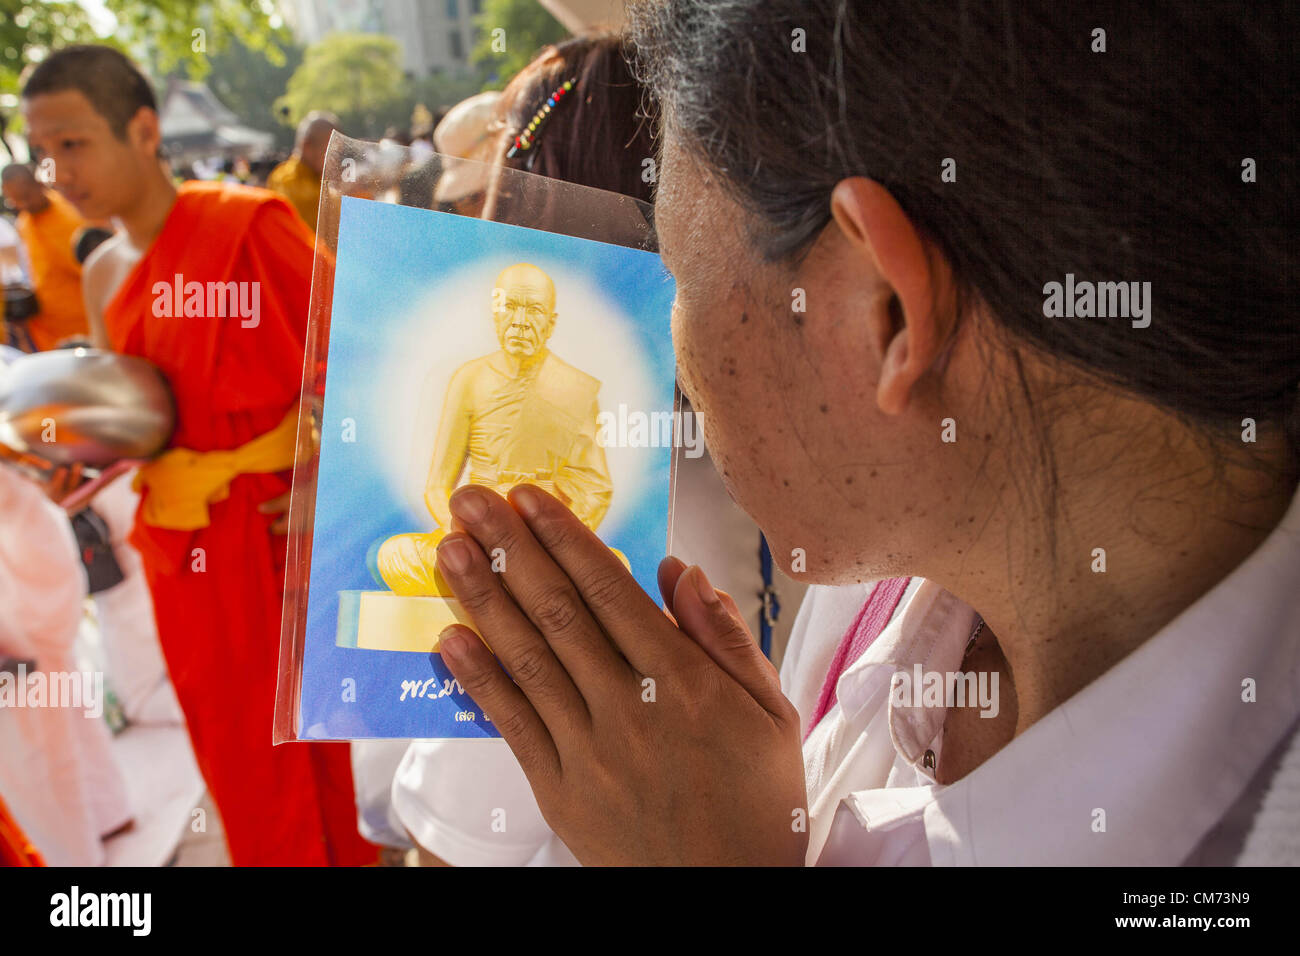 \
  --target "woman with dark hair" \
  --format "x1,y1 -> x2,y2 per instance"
426,1 -> 1299,865
485,32 -> 656,210
477,32 -> 658,248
